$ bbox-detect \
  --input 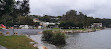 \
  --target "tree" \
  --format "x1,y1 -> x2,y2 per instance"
0,0 -> 15,26
59,21 -> 75,29
0,0 -> 15,23
0,0 -> 30,26
60,10 -> 85,28
41,15 -> 51,22
20,0 -> 30,16
16,16 -> 34,25
10,0 -> 30,25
